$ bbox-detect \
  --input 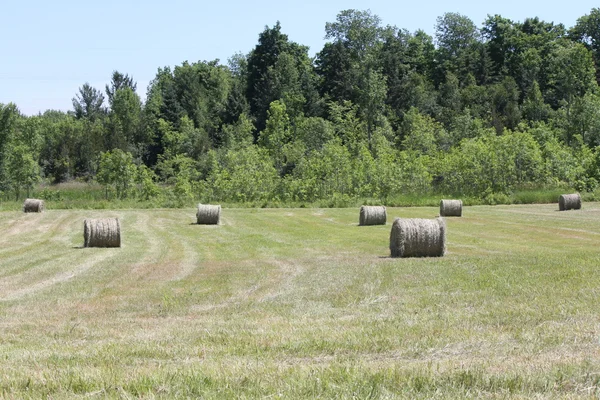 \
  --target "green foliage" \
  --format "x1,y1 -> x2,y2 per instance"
258,100 -> 292,172
6,144 -> 40,200
97,149 -> 137,199
435,129 -> 544,197
203,146 -> 278,203
72,83 -> 106,121
136,165 -> 161,200
5,8 -> 600,205
400,107 -> 449,153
